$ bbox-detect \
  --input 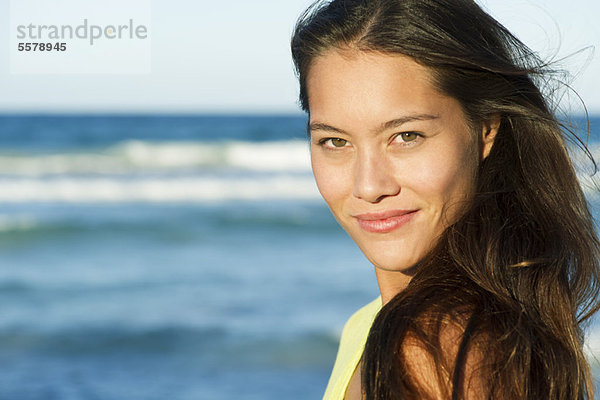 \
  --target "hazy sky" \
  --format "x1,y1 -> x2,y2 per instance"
0,0 -> 598,114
